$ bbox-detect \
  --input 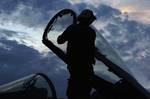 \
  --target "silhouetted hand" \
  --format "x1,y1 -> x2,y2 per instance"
57,35 -> 67,44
